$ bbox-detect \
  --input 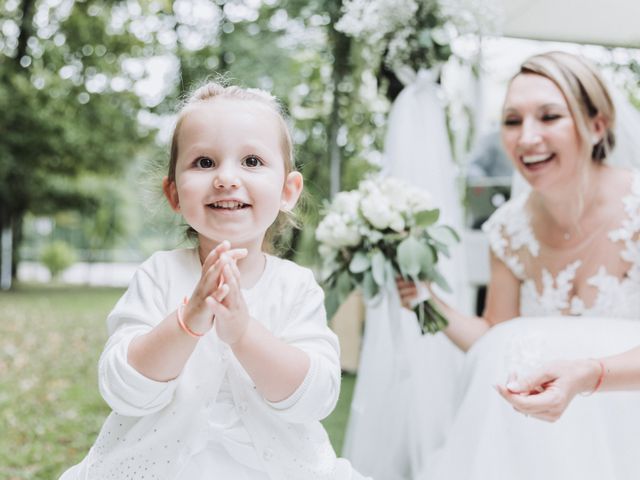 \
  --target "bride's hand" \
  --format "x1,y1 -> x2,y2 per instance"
396,277 -> 427,310
496,359 -> 602,422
